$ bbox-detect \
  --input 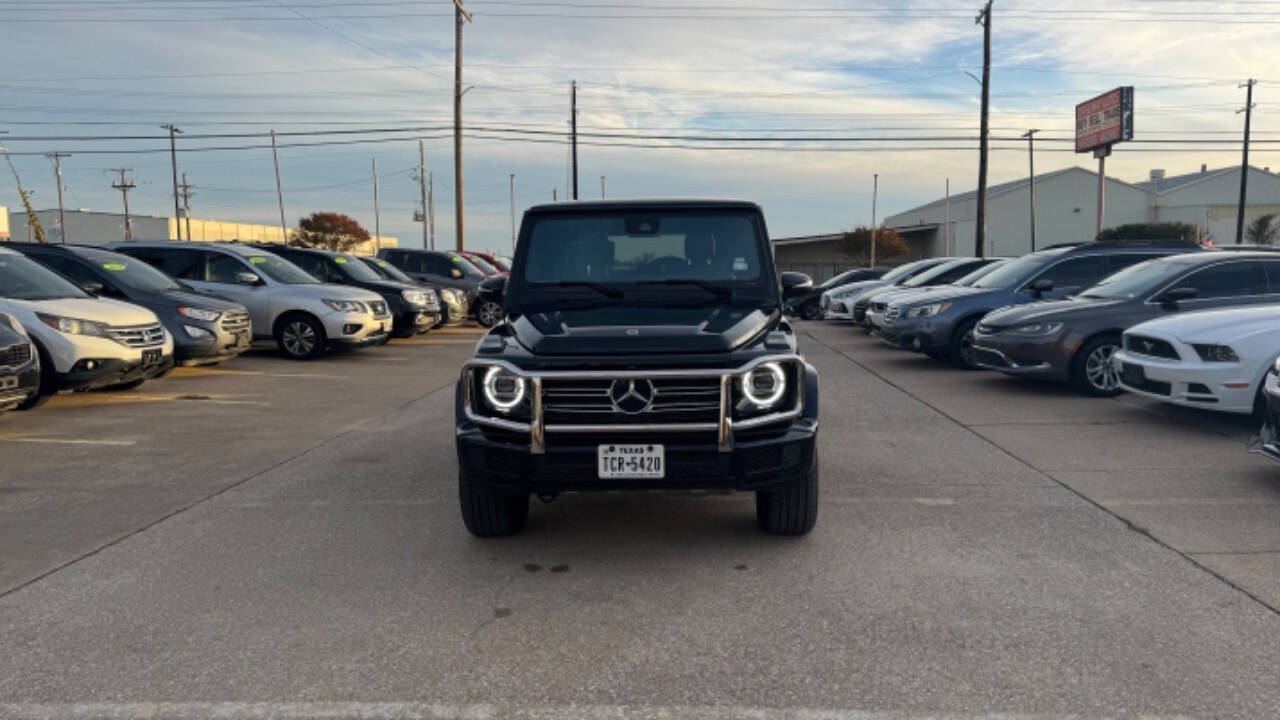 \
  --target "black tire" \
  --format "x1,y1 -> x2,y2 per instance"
459,471 -> 530,537
476,300 -> 504,328
1071,334 -> 1123,397
275,314 -> 326,360
15,342 -> 55,410
1253,384 -> 1268,423
923,348 -> 947,360
755,460 -> 819,535
392,324 -> 417,339
948,317 -> 981,369
375,333 -> 392,346
800,301 -> 822,321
